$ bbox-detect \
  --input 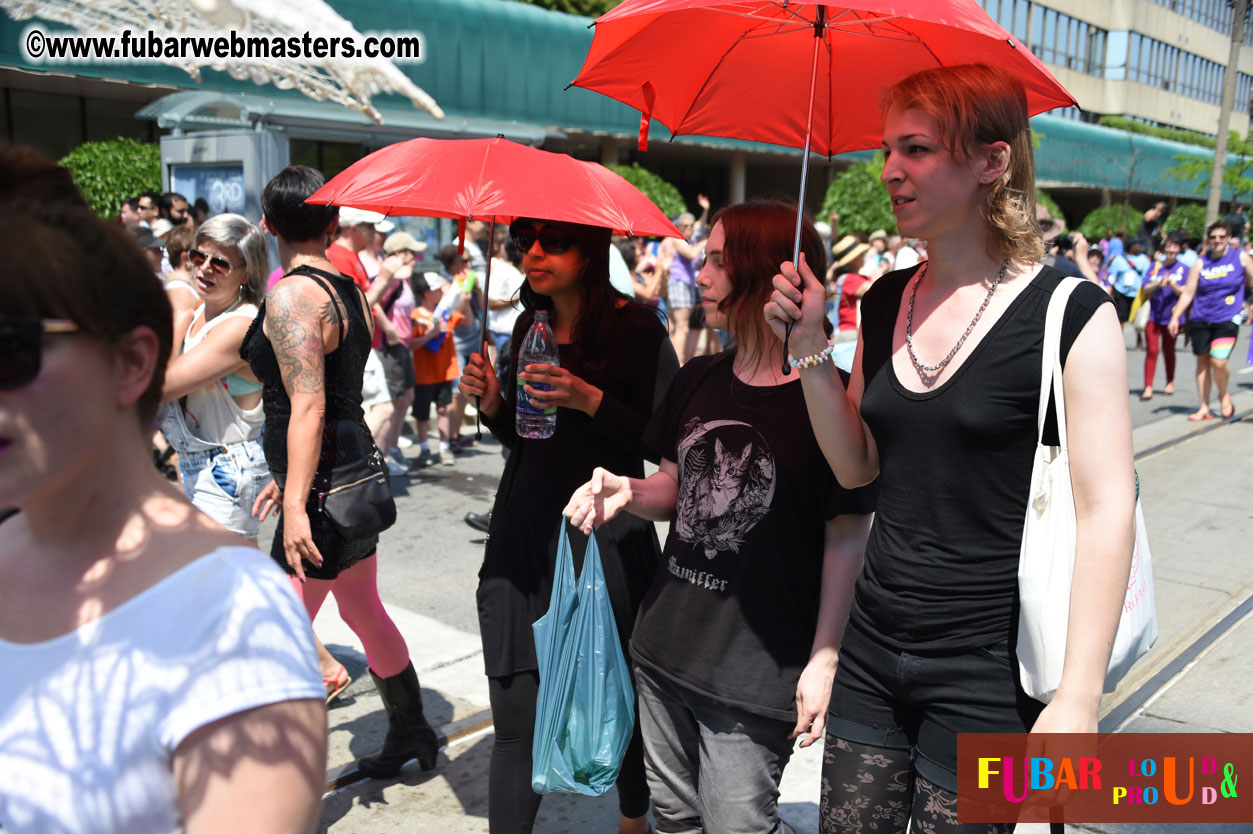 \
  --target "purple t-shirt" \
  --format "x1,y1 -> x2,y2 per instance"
1148,260 -> 1189,325
670,242 -> 700,287
1192,249 -> 1245,324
